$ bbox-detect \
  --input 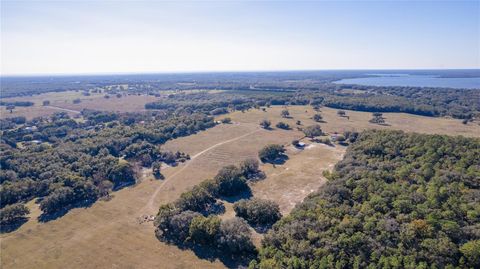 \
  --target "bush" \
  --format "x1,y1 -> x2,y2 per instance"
221,117 -> 232,124
280,110 -> 290,118
303,124 -> 323,138
0,203 -> 30,225
275,122 -> 290,130
312,114 -> 323,122
239,158 -> 261,179
152,161 -> 162,179
258,144 -> 285,163
233,198 -> 281,226
260,119 -> 271,129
